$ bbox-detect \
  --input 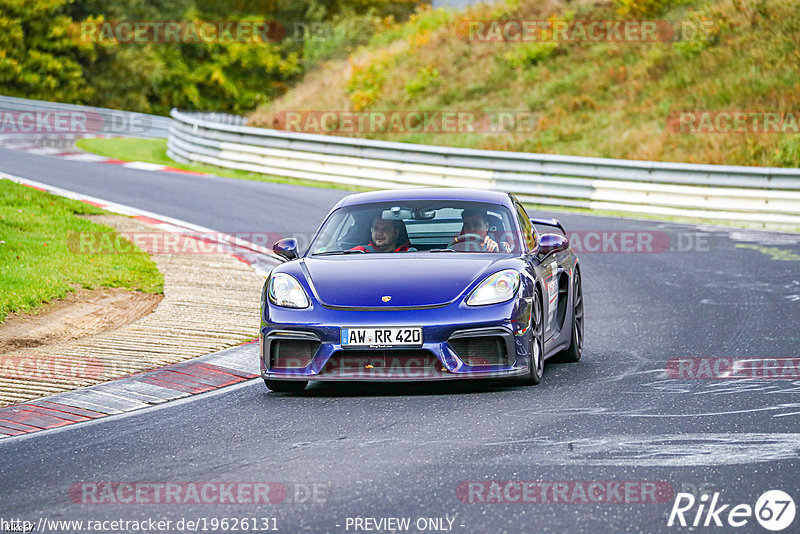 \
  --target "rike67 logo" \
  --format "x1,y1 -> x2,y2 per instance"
668,490 -> 795,531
